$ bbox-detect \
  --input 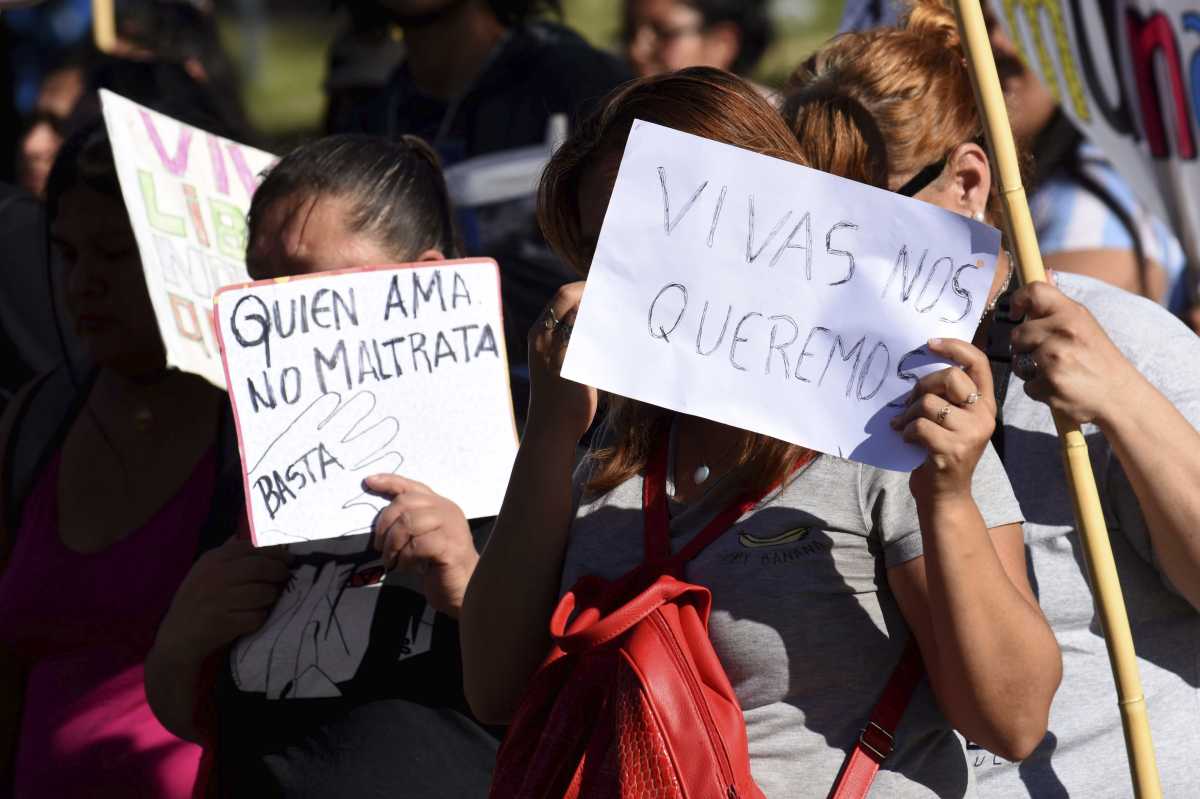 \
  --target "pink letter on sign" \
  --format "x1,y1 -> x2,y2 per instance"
207,134 -> 230,195
227,143 -> 264,199
140,110 -> 193,177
